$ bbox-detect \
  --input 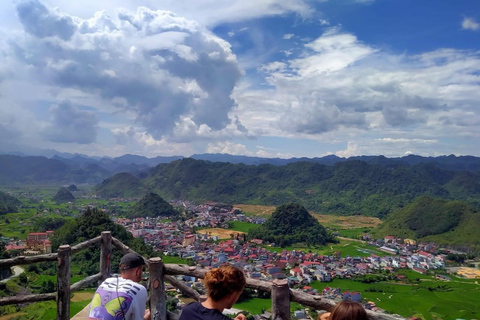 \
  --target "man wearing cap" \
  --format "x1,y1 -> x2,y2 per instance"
88,253 -> 151,320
